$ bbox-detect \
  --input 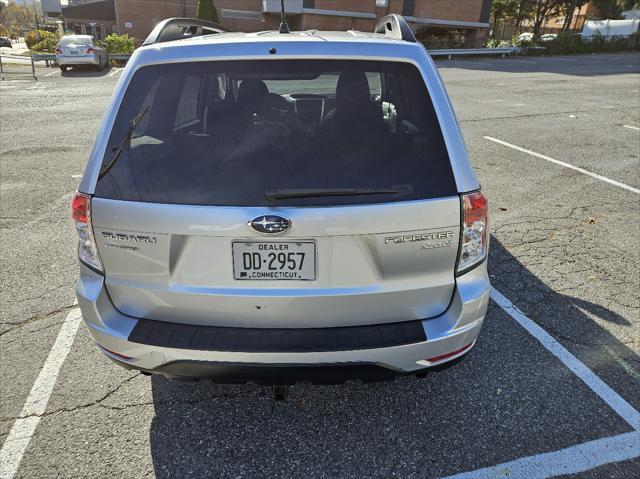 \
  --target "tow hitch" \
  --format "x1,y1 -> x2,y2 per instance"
272,385 -> 290,402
